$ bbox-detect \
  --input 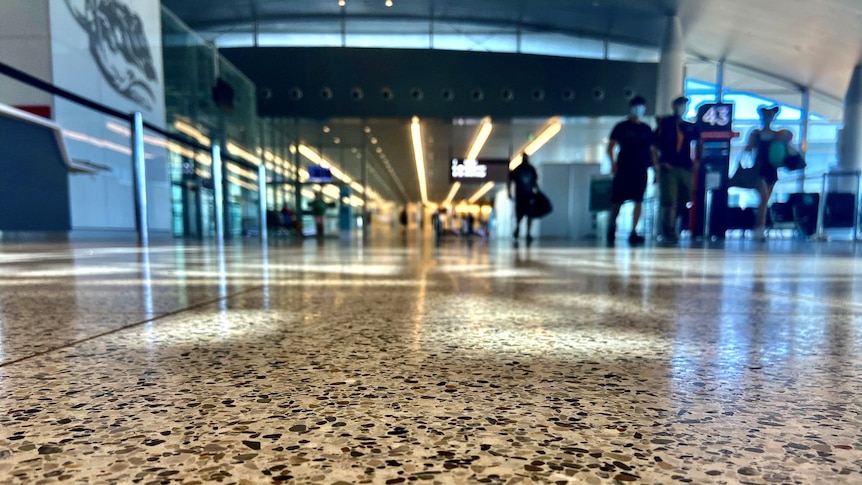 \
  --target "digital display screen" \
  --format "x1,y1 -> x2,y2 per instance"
450,158 -> 509,182
307,165 -> 333,183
